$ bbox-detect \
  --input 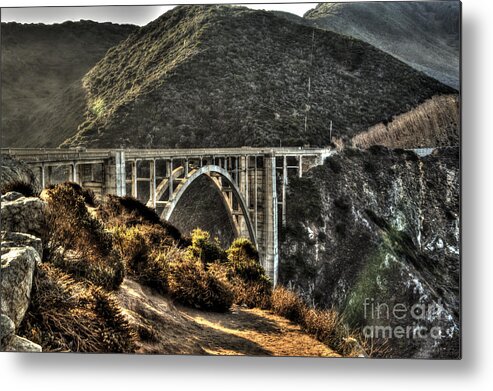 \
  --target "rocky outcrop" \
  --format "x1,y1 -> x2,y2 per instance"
0,246 -> 41,327
2,335 -> 42,352
0,155 -> 40,194
1,231 -> 43,259
1,193 -> 47,238
280,147 -> 460,358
